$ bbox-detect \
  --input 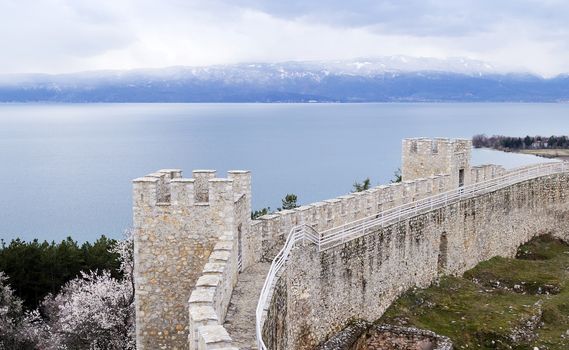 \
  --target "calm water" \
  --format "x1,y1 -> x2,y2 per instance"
0,103 -> 567,243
